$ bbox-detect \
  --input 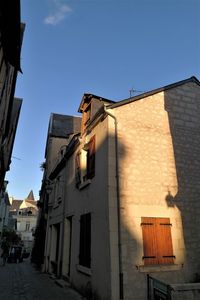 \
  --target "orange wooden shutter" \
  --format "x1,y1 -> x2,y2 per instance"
156,218 -> 174,264
141,217 -> 158,265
